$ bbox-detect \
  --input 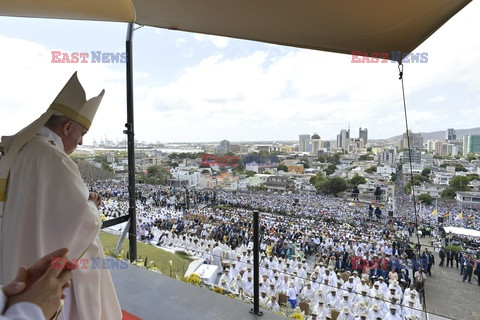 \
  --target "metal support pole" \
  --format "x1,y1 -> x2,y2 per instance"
250,210 -> 263,316
124,22 -> 137,262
